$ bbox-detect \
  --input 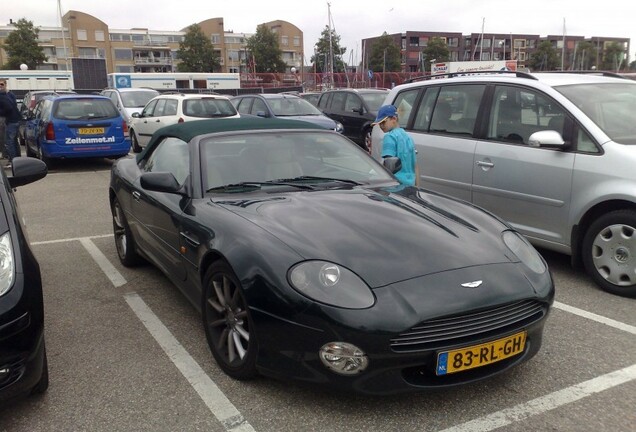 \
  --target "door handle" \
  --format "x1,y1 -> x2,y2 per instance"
476,160 -> 494,168
132,191 -> 141,202
155,119 -> 161,123
180,232 -> 200,247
